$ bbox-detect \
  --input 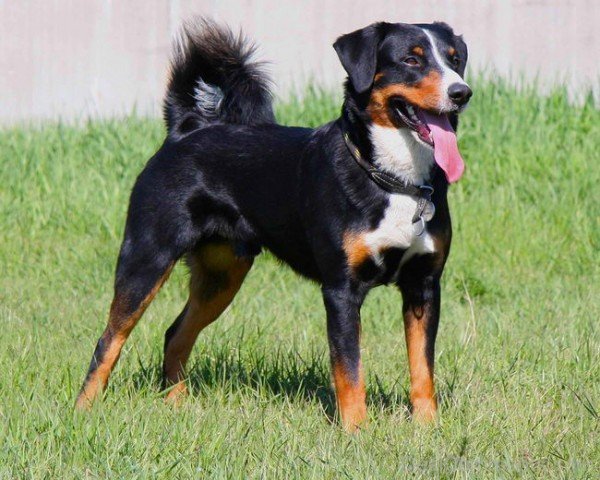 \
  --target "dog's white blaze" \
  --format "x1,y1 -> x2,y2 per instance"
369,124 -> 435,186
363,193 -> 436,266
422,29 -> 469,111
